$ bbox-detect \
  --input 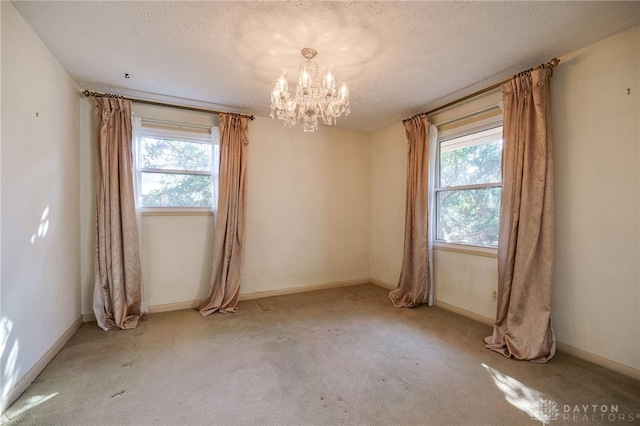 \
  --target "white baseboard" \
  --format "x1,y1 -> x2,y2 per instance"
148,300 -> 201,314
556,342 -> 640,381
81,299 -> 202,322
435,300 -> 640,380
1,315 -> 83,415
80,278 -> 372,321
238,277 -> 371,301
78,280 -> 640,381
370,277 -> 396,290
435,299 -> 495,326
